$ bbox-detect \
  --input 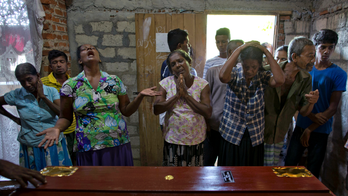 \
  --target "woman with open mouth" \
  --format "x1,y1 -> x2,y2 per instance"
37,44 -> 161,166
